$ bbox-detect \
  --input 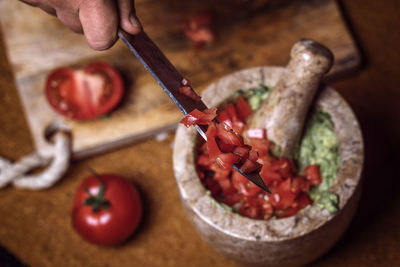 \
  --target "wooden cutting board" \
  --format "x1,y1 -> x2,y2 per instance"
0,0 -> 360,160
